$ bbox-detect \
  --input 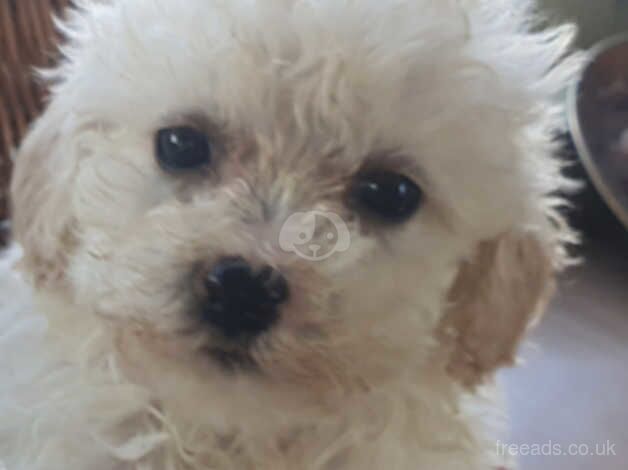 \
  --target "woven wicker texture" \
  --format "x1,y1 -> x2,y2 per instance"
0,0 -> 70,226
